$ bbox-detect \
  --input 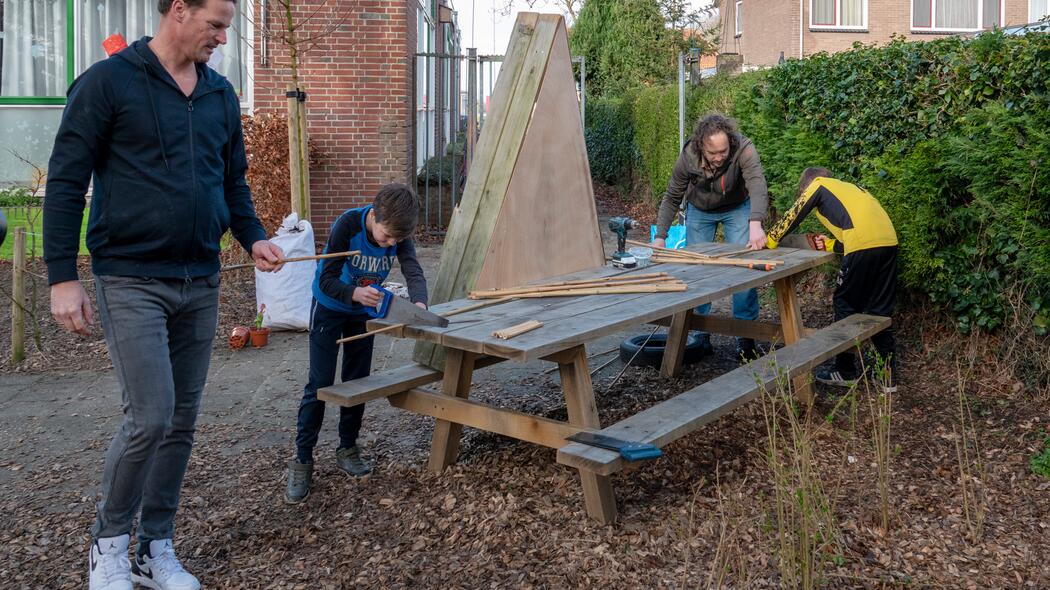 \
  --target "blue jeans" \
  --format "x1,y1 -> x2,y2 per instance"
91,273 -> 220,543
295,301 -> 372,463
685,200 -> 760,335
